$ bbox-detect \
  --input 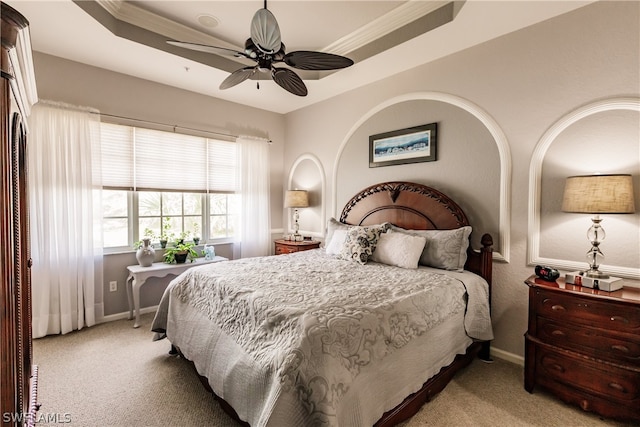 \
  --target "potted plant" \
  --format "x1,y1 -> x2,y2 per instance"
176,230 -> 191,245
160,217 -> 173,249
192,224 -> 201,245
163,241 -> 198,264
